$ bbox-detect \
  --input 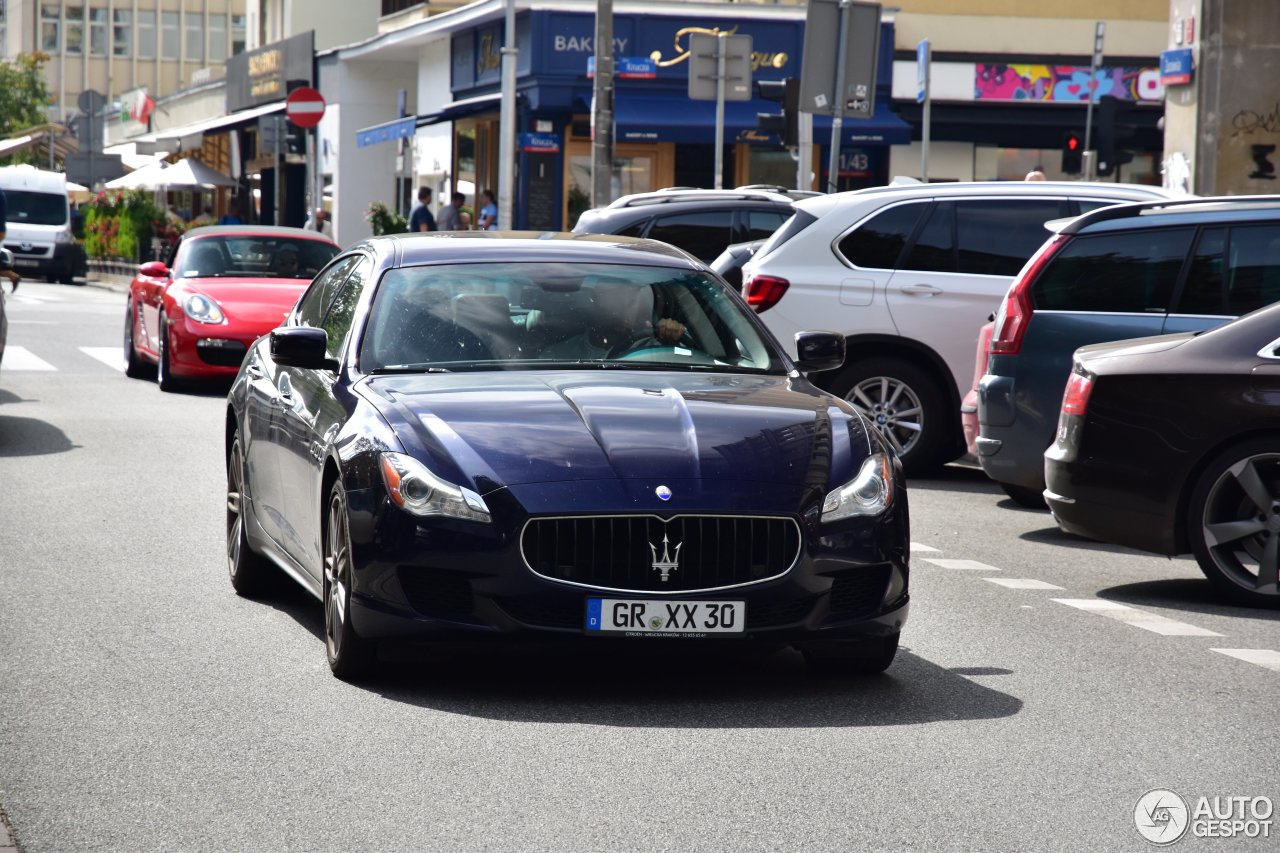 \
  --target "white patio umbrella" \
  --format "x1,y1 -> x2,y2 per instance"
104,157 -> 236,190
